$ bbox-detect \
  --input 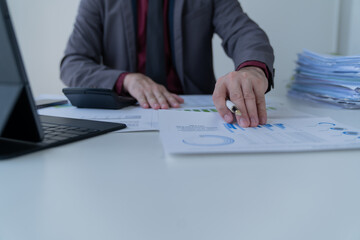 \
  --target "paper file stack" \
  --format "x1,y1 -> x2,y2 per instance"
288,50 -> 360,109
